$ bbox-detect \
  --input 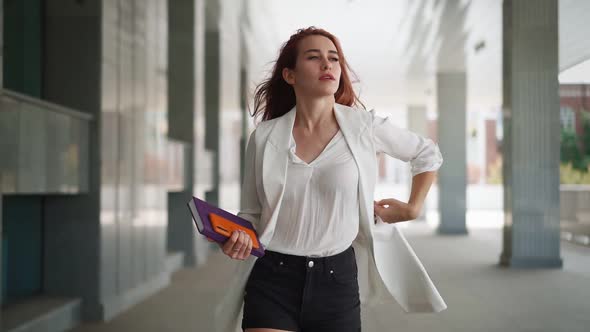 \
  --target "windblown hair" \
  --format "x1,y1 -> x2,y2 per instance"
250,26 -> 365,122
